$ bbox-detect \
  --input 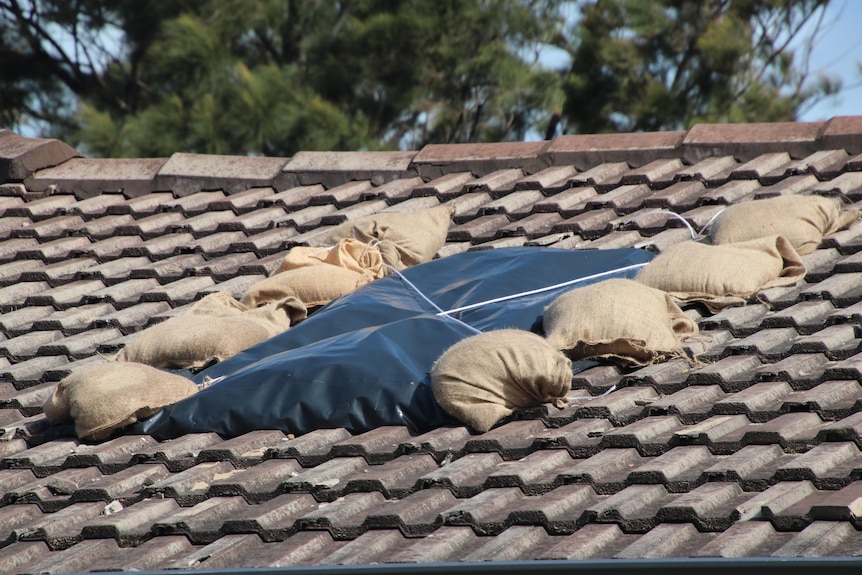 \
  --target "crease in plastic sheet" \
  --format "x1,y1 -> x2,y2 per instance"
135,246 -> 654,439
